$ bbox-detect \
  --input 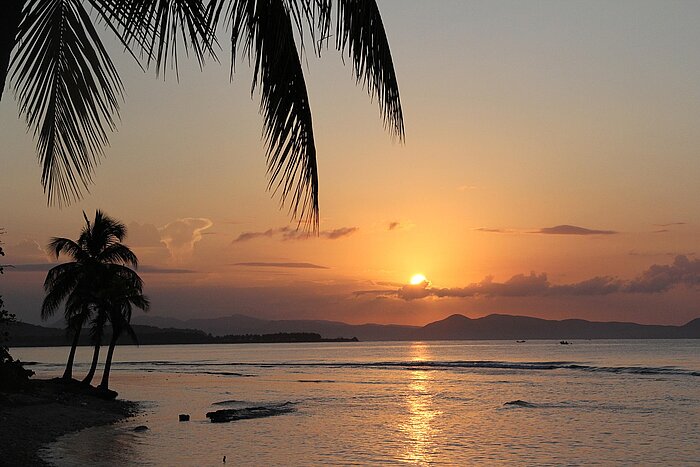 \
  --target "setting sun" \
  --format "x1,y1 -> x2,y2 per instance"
410,274 -> 428,285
